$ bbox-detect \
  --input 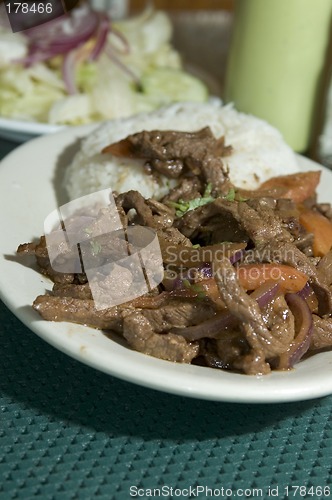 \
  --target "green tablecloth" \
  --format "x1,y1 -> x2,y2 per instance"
1,138 -> 331,500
